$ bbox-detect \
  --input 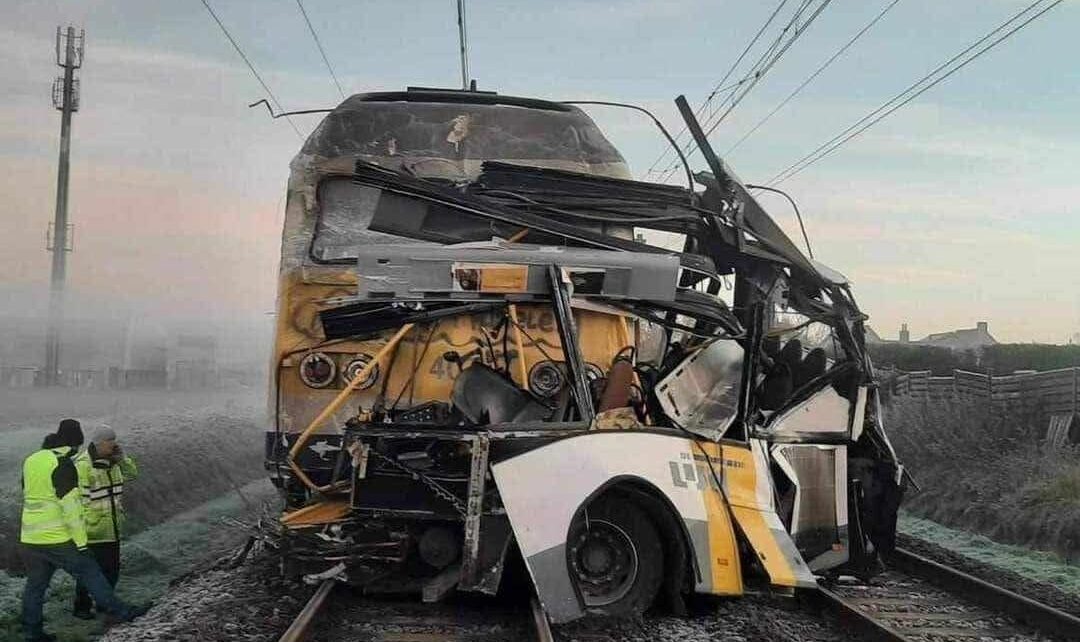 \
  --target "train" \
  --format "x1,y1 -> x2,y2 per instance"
263,86 -> 906,623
